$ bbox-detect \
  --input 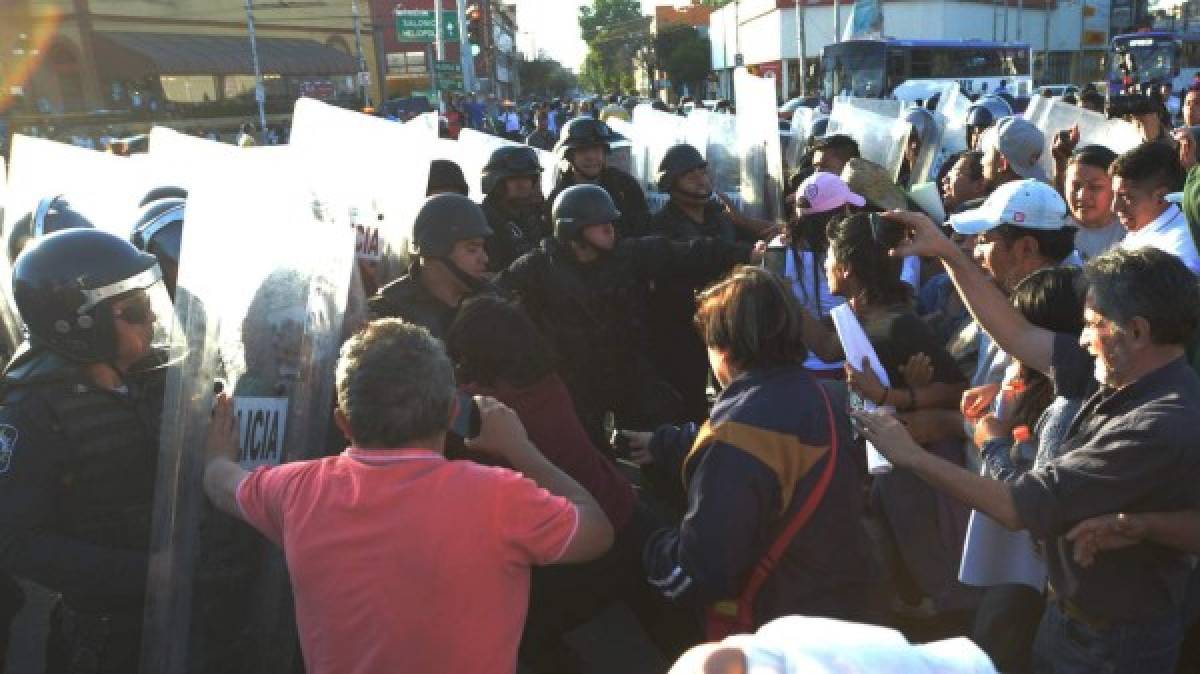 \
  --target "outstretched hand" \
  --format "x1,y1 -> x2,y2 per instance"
1066,513 -> 1146,568
880,210 -> 957,260
849,410 -> 926,468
